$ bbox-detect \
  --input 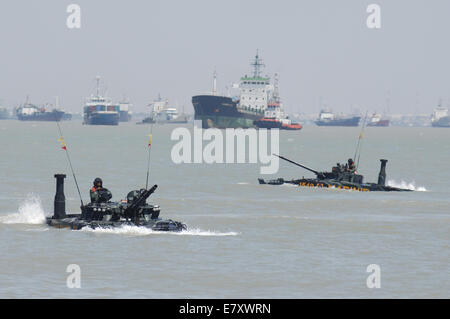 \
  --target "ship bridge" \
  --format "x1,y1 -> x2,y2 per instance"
238,52 -> 272,113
